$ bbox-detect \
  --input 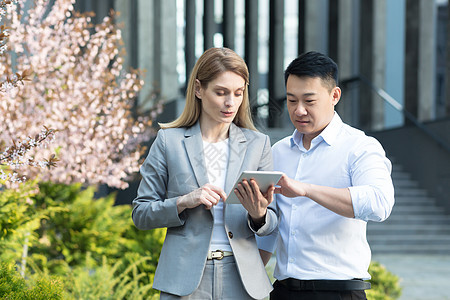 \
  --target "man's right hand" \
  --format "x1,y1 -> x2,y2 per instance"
274,174 -> 308,198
